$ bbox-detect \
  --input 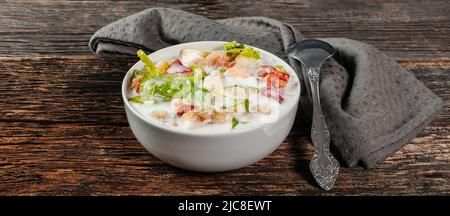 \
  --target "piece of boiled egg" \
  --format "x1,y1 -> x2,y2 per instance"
179,49 -> 209,67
